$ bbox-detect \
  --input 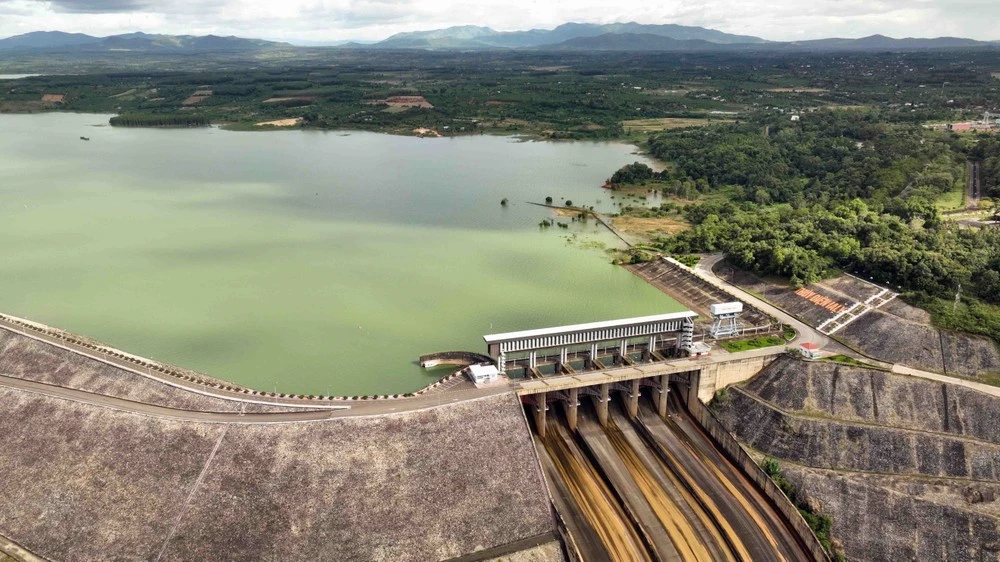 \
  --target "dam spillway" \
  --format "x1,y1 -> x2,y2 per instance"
533,385 -> 824,561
